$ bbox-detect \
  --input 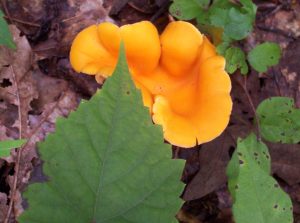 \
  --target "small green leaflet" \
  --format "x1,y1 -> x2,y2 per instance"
227,133 -> 293,223
248,42 -> 281,72
224,47 -> 248,75
209,0 -> 256,40
0,139 -> 26,157
216,35 -> 232,55
257,97 -> 300,144
169,0 -> 209,20
0,10 -> 16,49
19,45 -> 185,223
